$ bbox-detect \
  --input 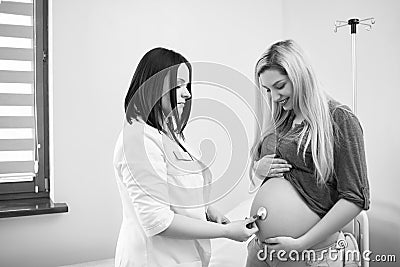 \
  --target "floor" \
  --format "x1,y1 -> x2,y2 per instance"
59,258 -> 114,267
